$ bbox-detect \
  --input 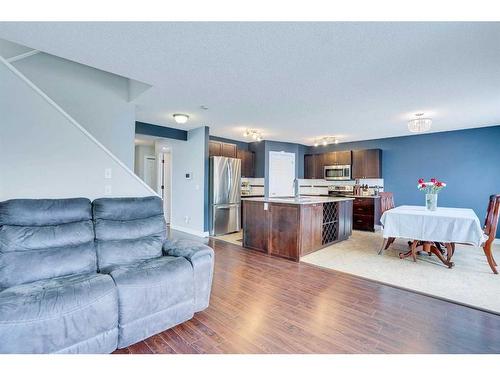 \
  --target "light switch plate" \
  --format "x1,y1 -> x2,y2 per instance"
104,168 -> 112,179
